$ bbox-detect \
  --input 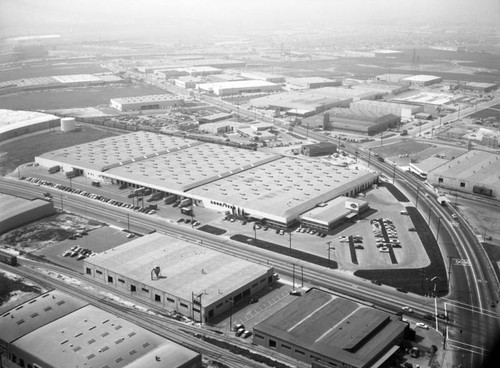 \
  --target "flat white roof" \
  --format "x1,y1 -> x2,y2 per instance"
189,157 -> 377,221
111,94 -> 181,104
300,196 -> 367,225
0,109 -> 59,135
52,74 -> 102,83
198,80 -> 279,90
106,142 -> 279,192
84,233 -> 272,306
402,74 -> 441,82
37,131 -> 203,172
